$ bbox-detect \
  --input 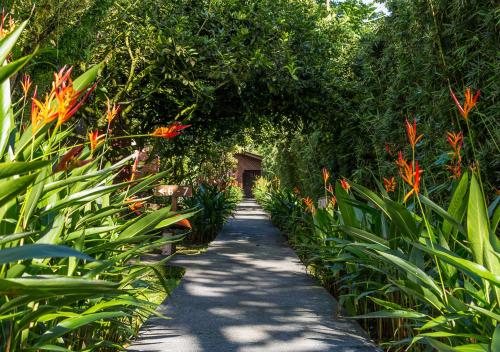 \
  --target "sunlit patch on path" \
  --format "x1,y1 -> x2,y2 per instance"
128,199 -> 379,352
